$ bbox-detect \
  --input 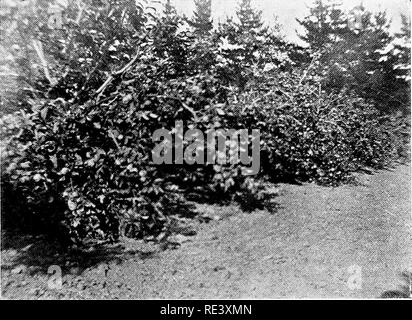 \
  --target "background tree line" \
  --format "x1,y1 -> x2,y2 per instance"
1,0 -> 410,114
